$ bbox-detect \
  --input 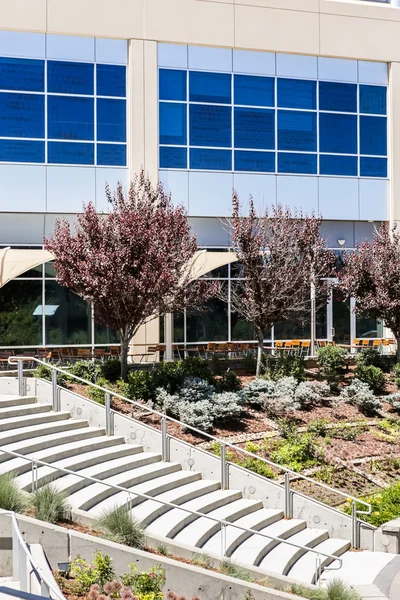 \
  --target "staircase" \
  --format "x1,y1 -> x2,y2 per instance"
0,392 -> 396,588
